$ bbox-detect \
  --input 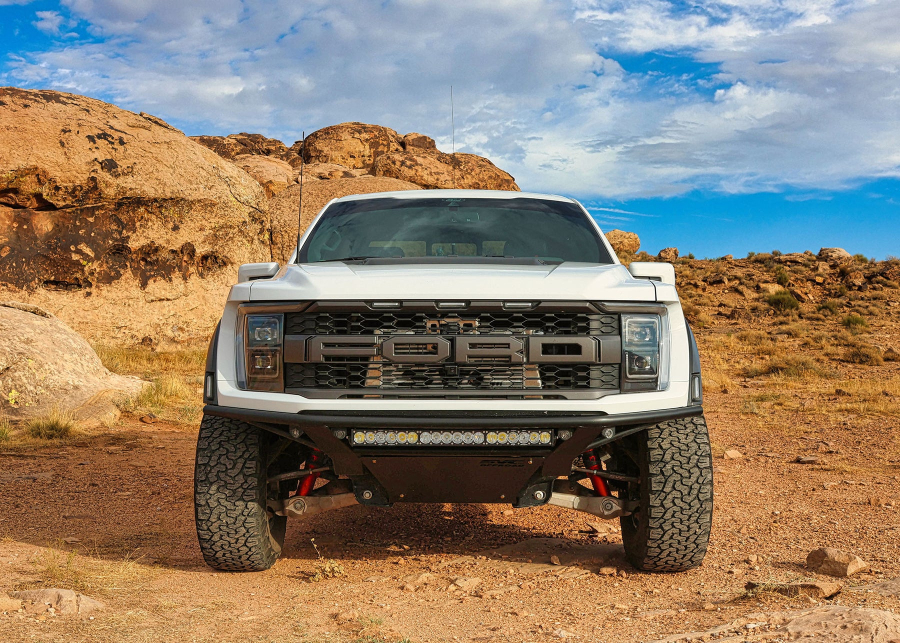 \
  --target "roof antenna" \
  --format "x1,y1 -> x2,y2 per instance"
295,131 -> 305,264
450,86 -> 456,189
